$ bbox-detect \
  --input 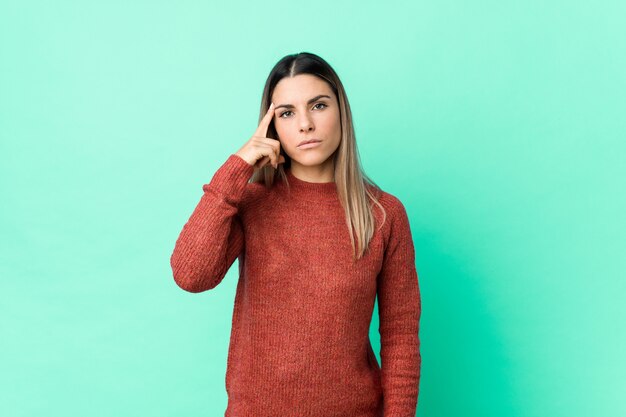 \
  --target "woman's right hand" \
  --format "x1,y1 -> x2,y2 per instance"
236,102 -> 286,170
